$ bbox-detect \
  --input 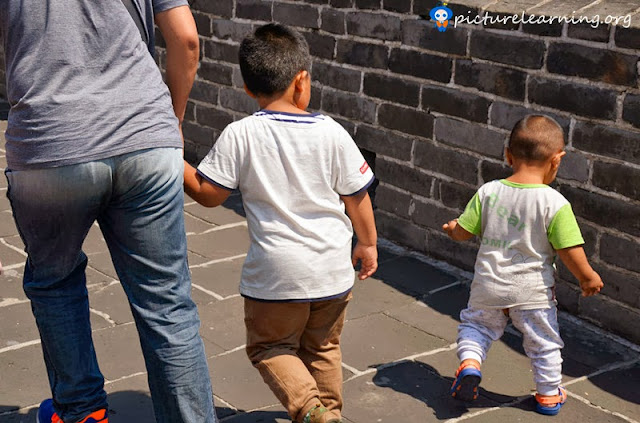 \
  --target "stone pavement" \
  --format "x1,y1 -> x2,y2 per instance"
0,118 -> 639,423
